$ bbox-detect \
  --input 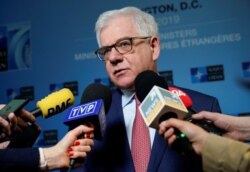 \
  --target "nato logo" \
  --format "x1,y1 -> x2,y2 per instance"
191,66 -> 208,83
242,61 -> 250,78
191,65 -> 224,83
